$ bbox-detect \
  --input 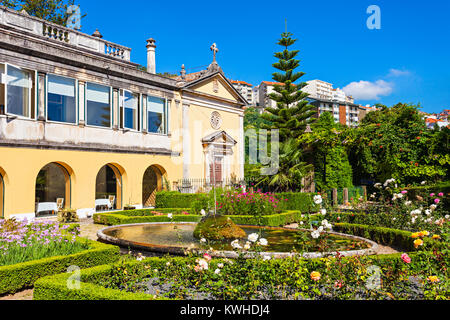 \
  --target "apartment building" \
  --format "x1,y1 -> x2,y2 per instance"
230,80 -> 254,105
